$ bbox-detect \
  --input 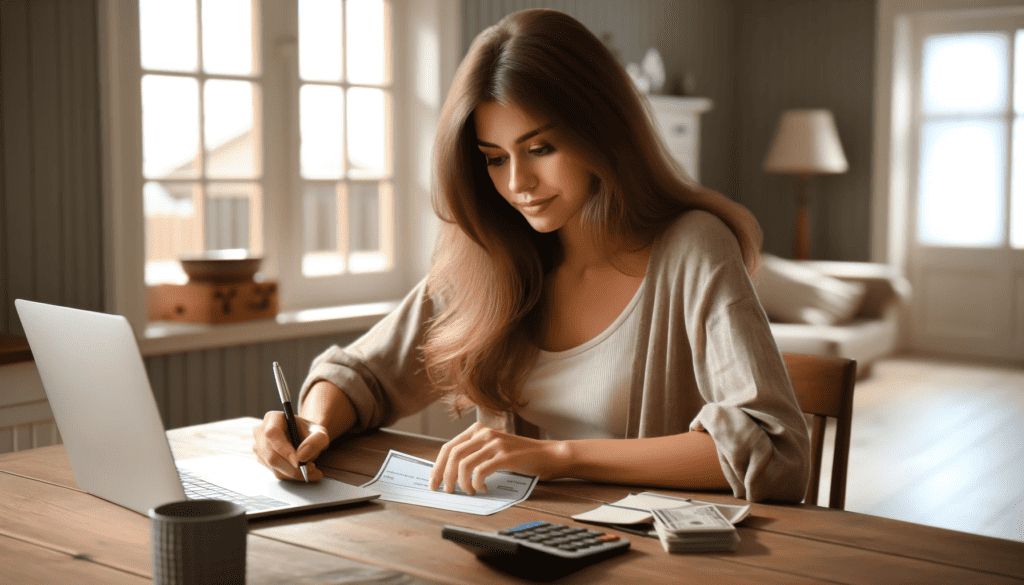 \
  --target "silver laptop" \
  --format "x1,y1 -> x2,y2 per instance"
15,299 -> 380,518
